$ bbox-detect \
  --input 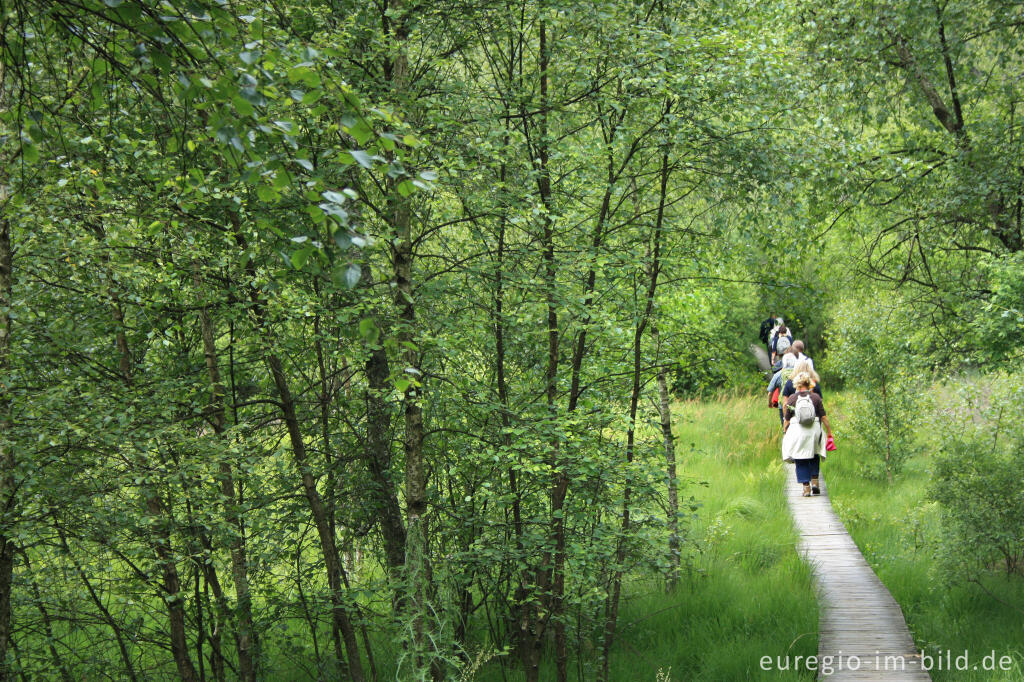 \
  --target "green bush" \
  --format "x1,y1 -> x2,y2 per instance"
929,373 -> 1024,579
826,297 -> 923,481
931,445 -> 1024,576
